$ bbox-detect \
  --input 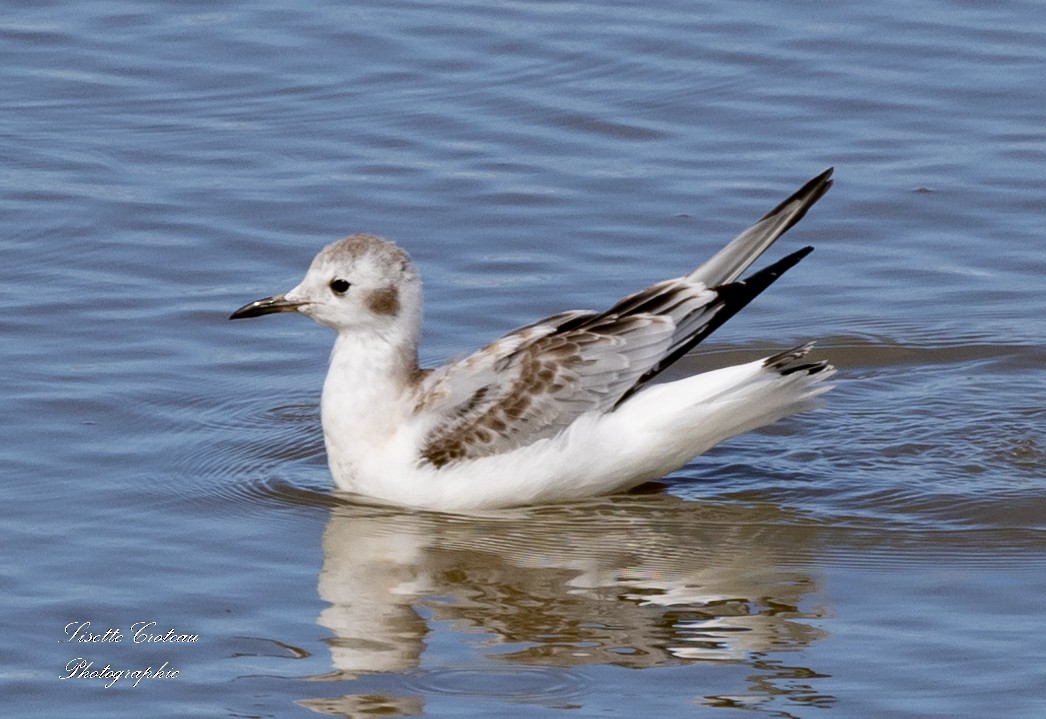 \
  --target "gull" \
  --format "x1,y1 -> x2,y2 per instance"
231,169 -> 835,511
